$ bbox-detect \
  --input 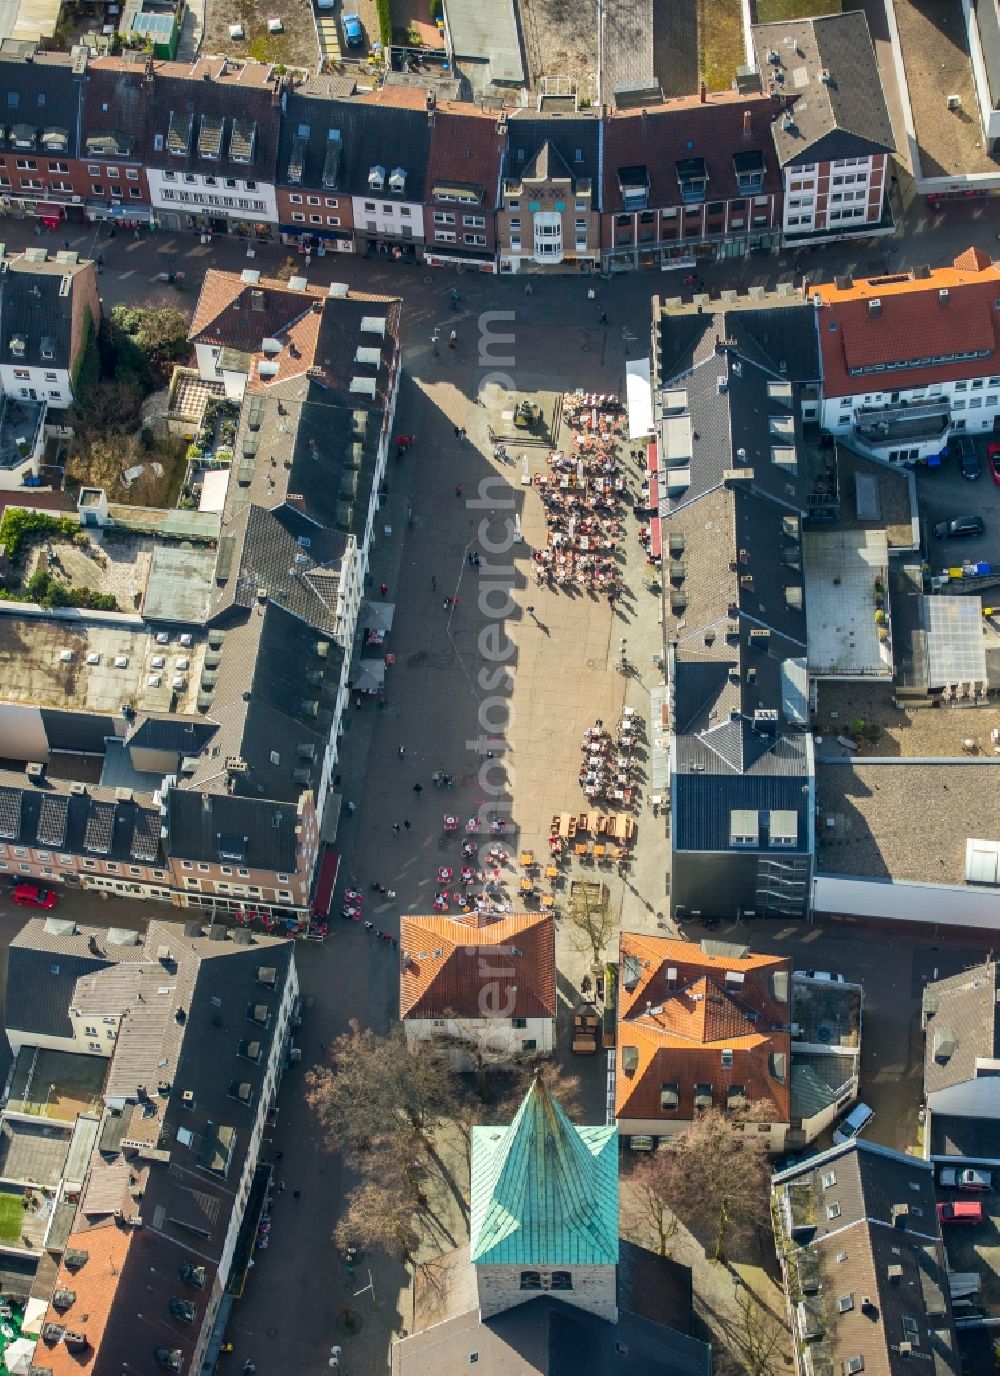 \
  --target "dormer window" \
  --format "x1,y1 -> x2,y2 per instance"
693,1083 -> 713,1110
10,123 -> 35,150
618,165 -> 649,212
734,150 -> 766,196
40,337 -> 55,361
389,166 -> 406,193
676,156 -> 708,204
369,164 -> 385,190
9,335 -> 26,357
